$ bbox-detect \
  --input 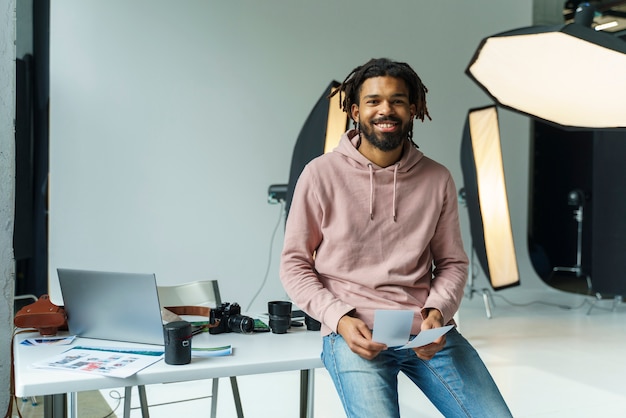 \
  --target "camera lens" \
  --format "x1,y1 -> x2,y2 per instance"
268,301 -> 292,334
268,316 -> 291,334
228,315 -> 255,334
